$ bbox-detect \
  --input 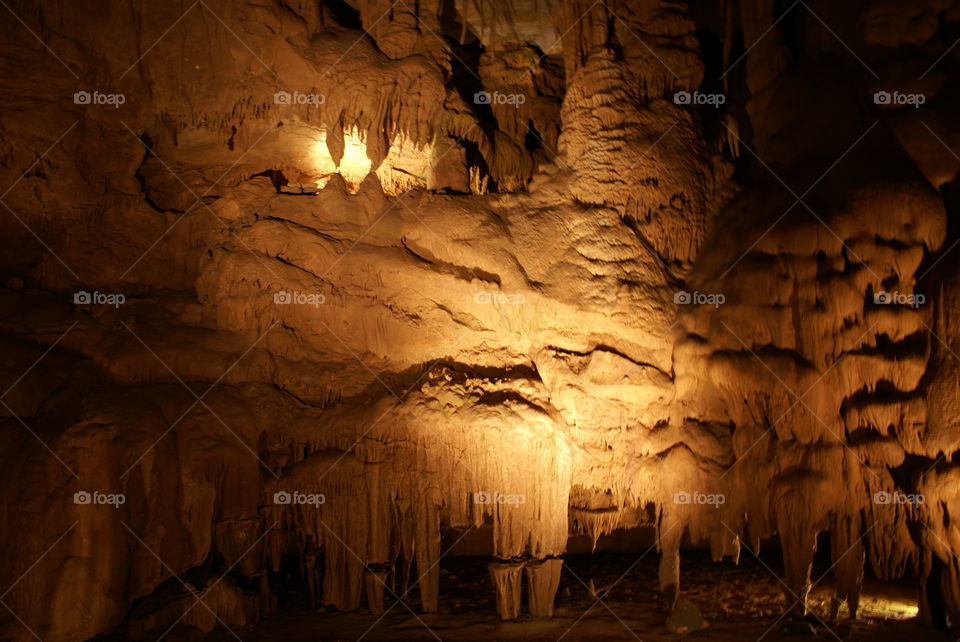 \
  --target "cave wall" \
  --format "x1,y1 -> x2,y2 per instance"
1,0 -> 960,638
